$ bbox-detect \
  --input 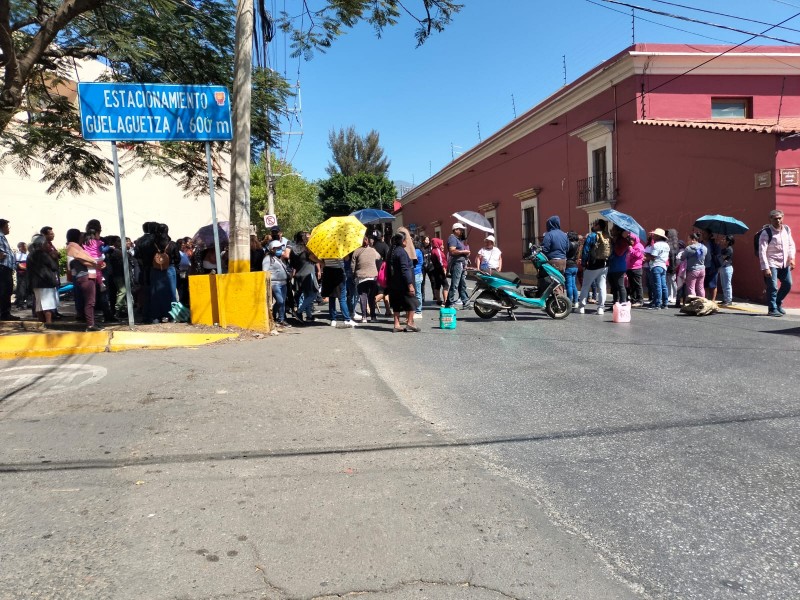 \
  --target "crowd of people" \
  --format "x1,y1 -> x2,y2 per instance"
0,207 -> 795,331
532,208 -> 795,317
0,218 -> 203,330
